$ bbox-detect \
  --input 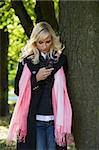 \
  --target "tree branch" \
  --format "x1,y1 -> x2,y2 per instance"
35,0 -> 59,33
11,0 -> 33,38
